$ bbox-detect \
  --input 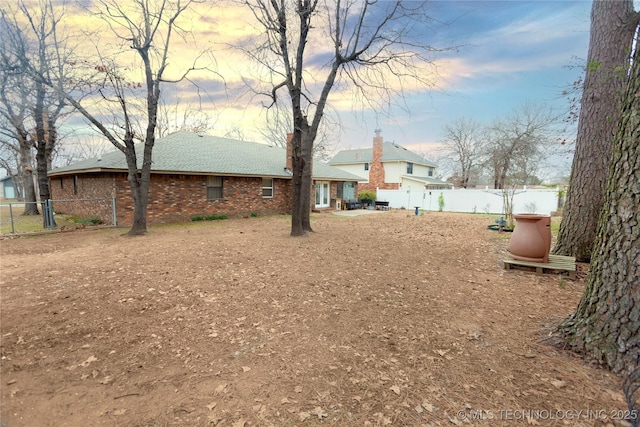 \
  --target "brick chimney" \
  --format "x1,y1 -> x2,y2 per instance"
373,128 -> 383,163
366,129 -> 385,191
286,133 -> 293,171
